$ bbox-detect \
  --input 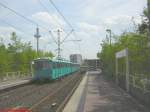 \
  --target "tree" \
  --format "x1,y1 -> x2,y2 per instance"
0,32 -> 54,74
